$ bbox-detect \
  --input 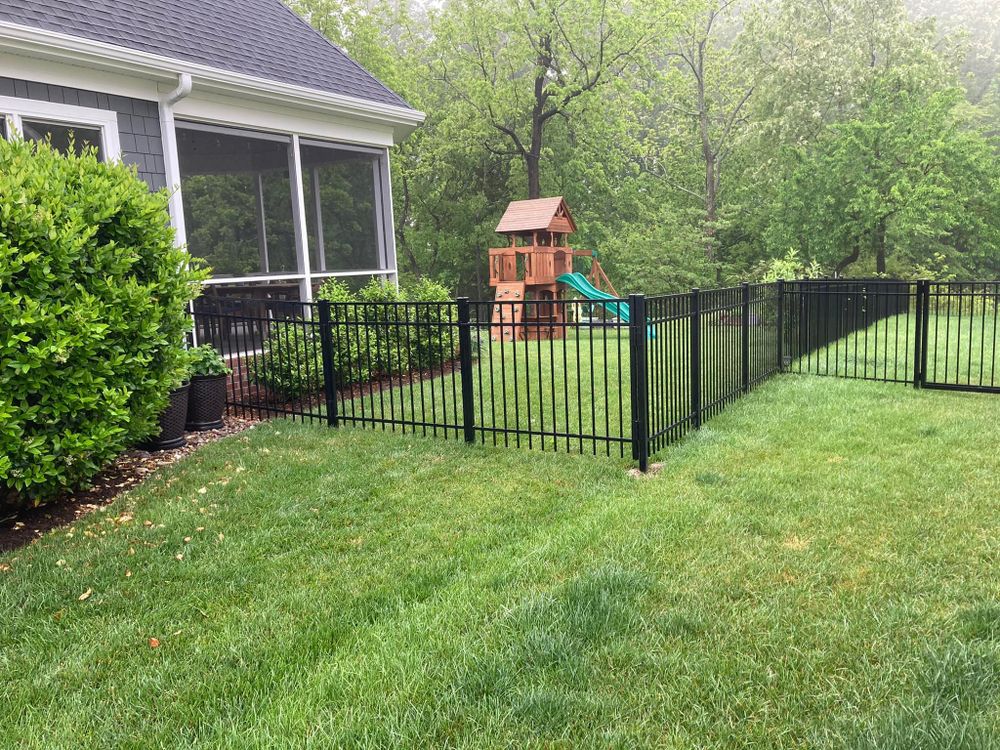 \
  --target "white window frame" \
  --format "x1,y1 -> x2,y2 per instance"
0,96 -> 121,160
